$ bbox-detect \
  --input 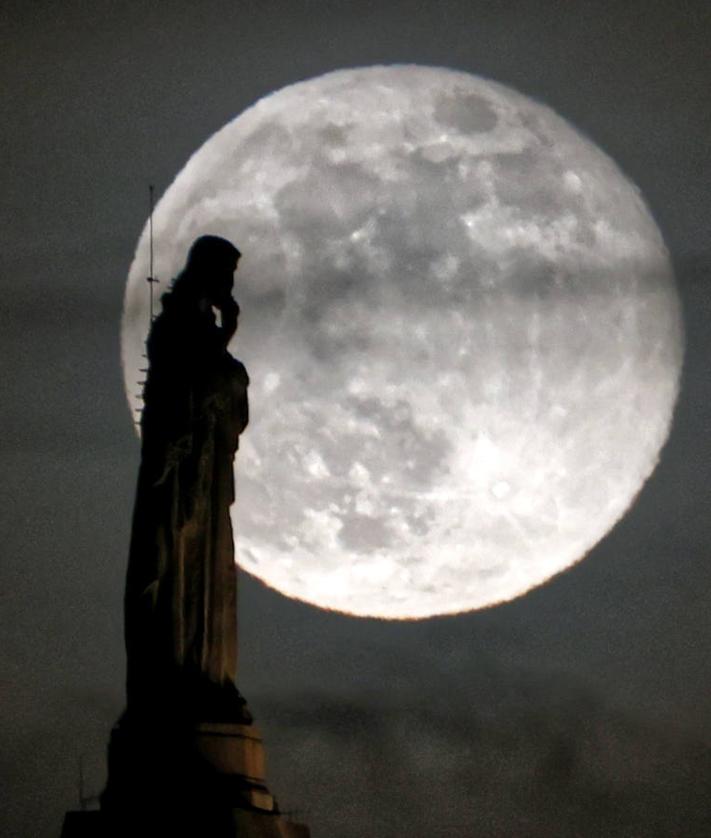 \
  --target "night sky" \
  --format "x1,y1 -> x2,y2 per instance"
2,2 -> 710,836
